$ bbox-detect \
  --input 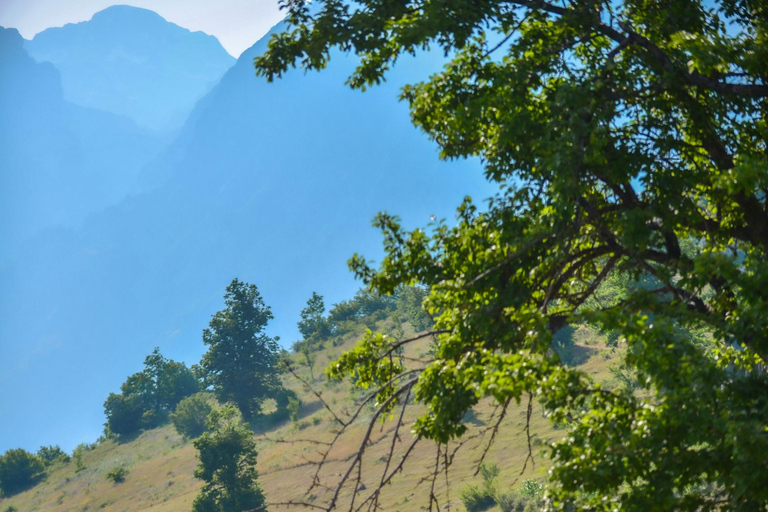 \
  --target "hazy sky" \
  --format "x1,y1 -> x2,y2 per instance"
0,0 -> 284,57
